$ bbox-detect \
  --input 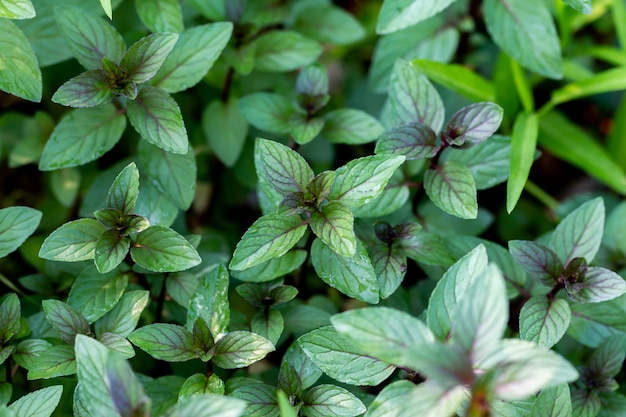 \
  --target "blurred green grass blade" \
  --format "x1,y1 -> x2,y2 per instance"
607,95 -> 626,169
612,0 -> 626,50
550,67 -> 626,107
510,58 -> 534,112
411,59 -> 495,102
538,111 -> 626,195
507,112 -> 538,213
